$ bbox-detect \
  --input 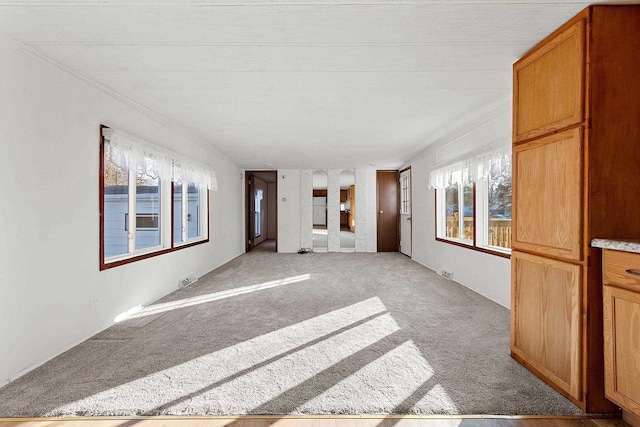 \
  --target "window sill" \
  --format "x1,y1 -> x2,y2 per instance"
100,238 -> 208,270
436,237 -> 511,259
